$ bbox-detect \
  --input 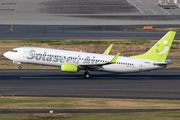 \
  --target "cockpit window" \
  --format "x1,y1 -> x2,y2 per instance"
11,50 -> 18,52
